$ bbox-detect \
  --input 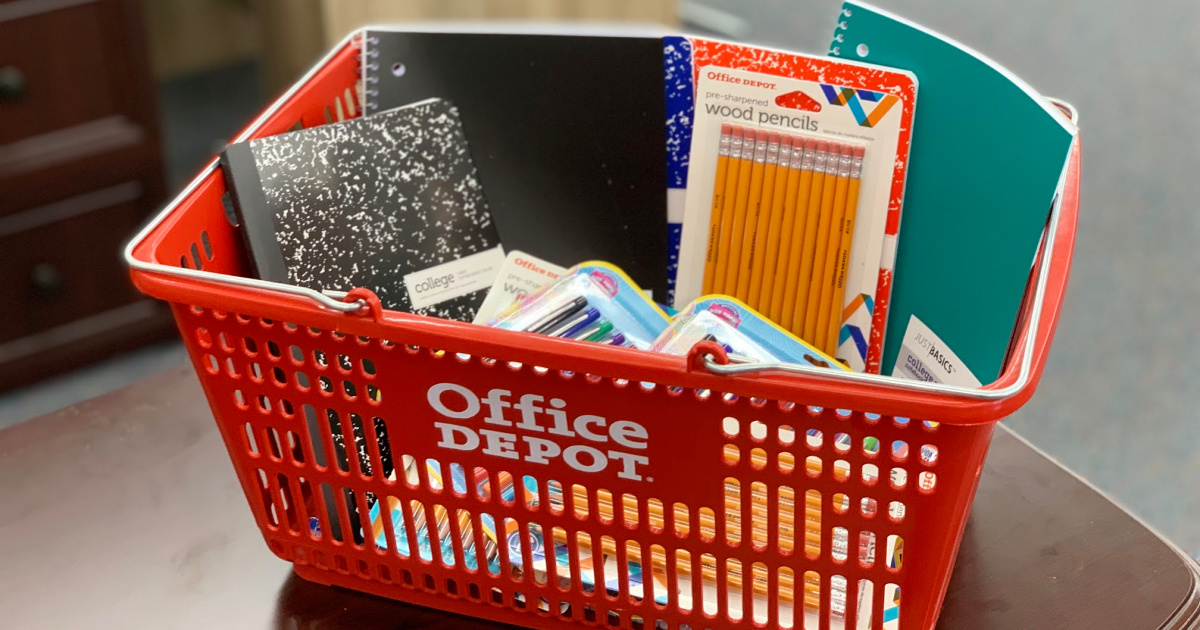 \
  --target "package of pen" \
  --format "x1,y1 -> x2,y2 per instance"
489,262 -> 670,350
654,296 -> 848,370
